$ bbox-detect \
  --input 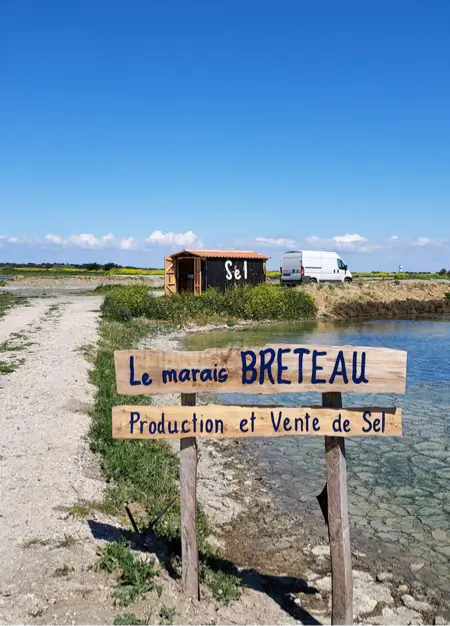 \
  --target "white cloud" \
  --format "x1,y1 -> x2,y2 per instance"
145,230 -> 200,247
120,237 -> 135,250
255,237 -> 297,247
64,233 -> 103,248
306,233 -> 370,252
0,230 -> 202,252
413,237 -> 431,246
333,233 -> 367,245
44,232 -> 119,249
45,234 -> 63,244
